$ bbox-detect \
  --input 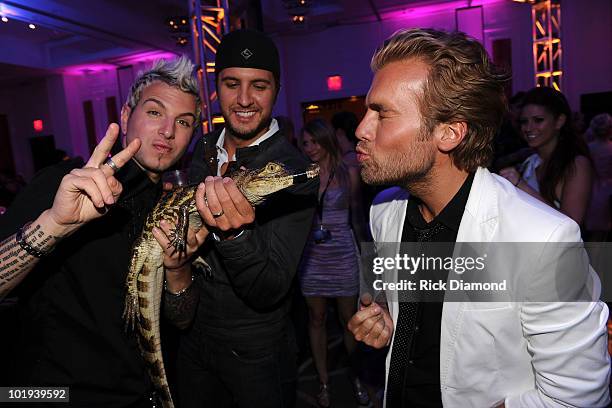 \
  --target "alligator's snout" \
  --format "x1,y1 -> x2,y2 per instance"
232,162 -> 319,205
